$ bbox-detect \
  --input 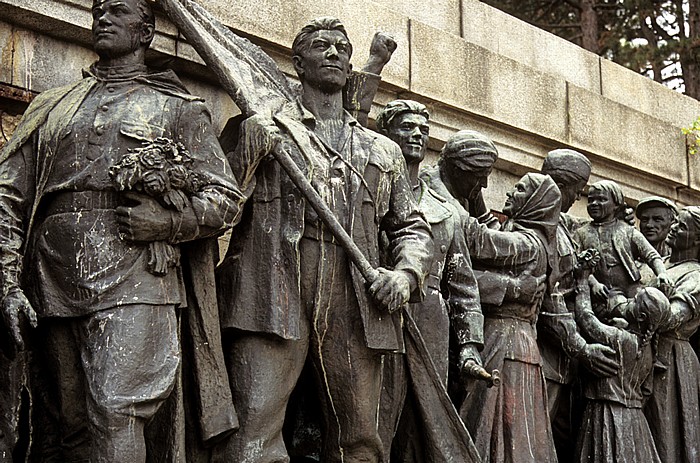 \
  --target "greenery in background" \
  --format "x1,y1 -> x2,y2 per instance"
682,115 -> 700,154
481,0 -> 700,100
